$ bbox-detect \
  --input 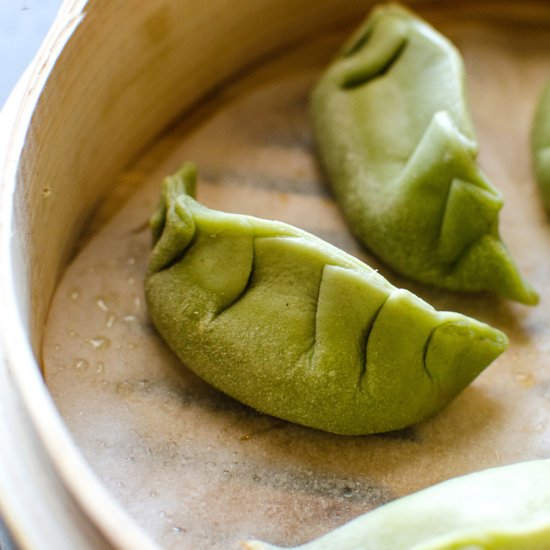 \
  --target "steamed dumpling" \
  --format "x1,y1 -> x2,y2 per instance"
311,3 -> 537,305
145,163 -> 507,435
532,80 -> 550,213
244,459 -> 550,549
